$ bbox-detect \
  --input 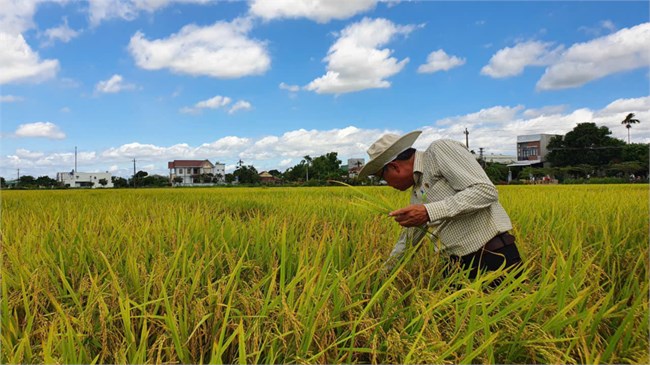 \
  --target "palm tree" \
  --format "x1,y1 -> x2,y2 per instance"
302,155 -> 312,181
621,113 -> 640,143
